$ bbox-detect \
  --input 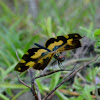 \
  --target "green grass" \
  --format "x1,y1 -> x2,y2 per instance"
0,0 -> 100,99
